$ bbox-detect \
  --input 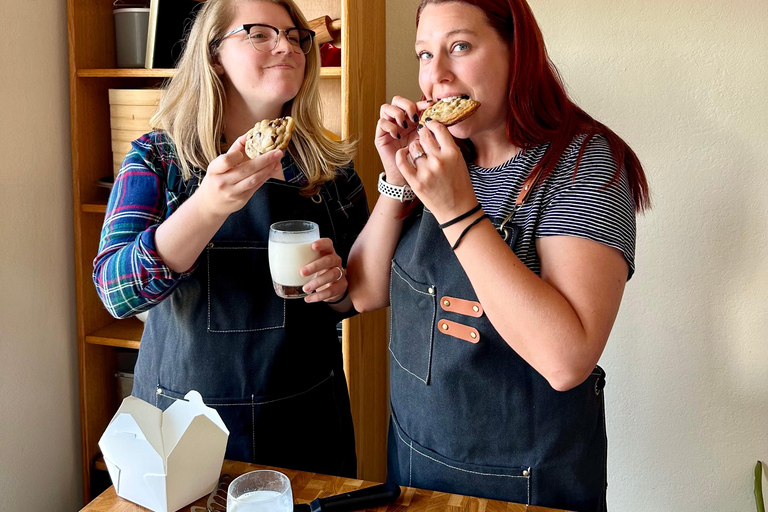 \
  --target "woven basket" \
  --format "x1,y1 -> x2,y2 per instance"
108,89 -> 162,177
